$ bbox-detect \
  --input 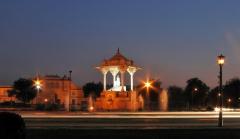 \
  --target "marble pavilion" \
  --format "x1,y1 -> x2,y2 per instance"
95,49 -> 144,111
